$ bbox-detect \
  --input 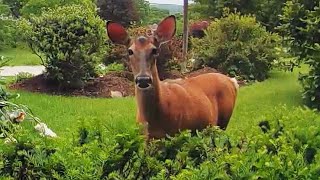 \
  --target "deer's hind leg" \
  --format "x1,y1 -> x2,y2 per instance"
216,94 -> 237,130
